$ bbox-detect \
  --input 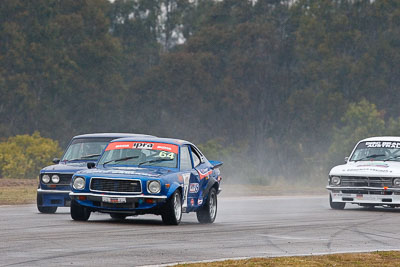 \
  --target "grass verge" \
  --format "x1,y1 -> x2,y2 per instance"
175,251 -> 400,266
0,178 -> 37,205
